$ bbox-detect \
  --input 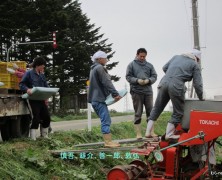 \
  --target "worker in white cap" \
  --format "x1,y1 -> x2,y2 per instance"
145,49 -> 204,142
88,50 -> 121,148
